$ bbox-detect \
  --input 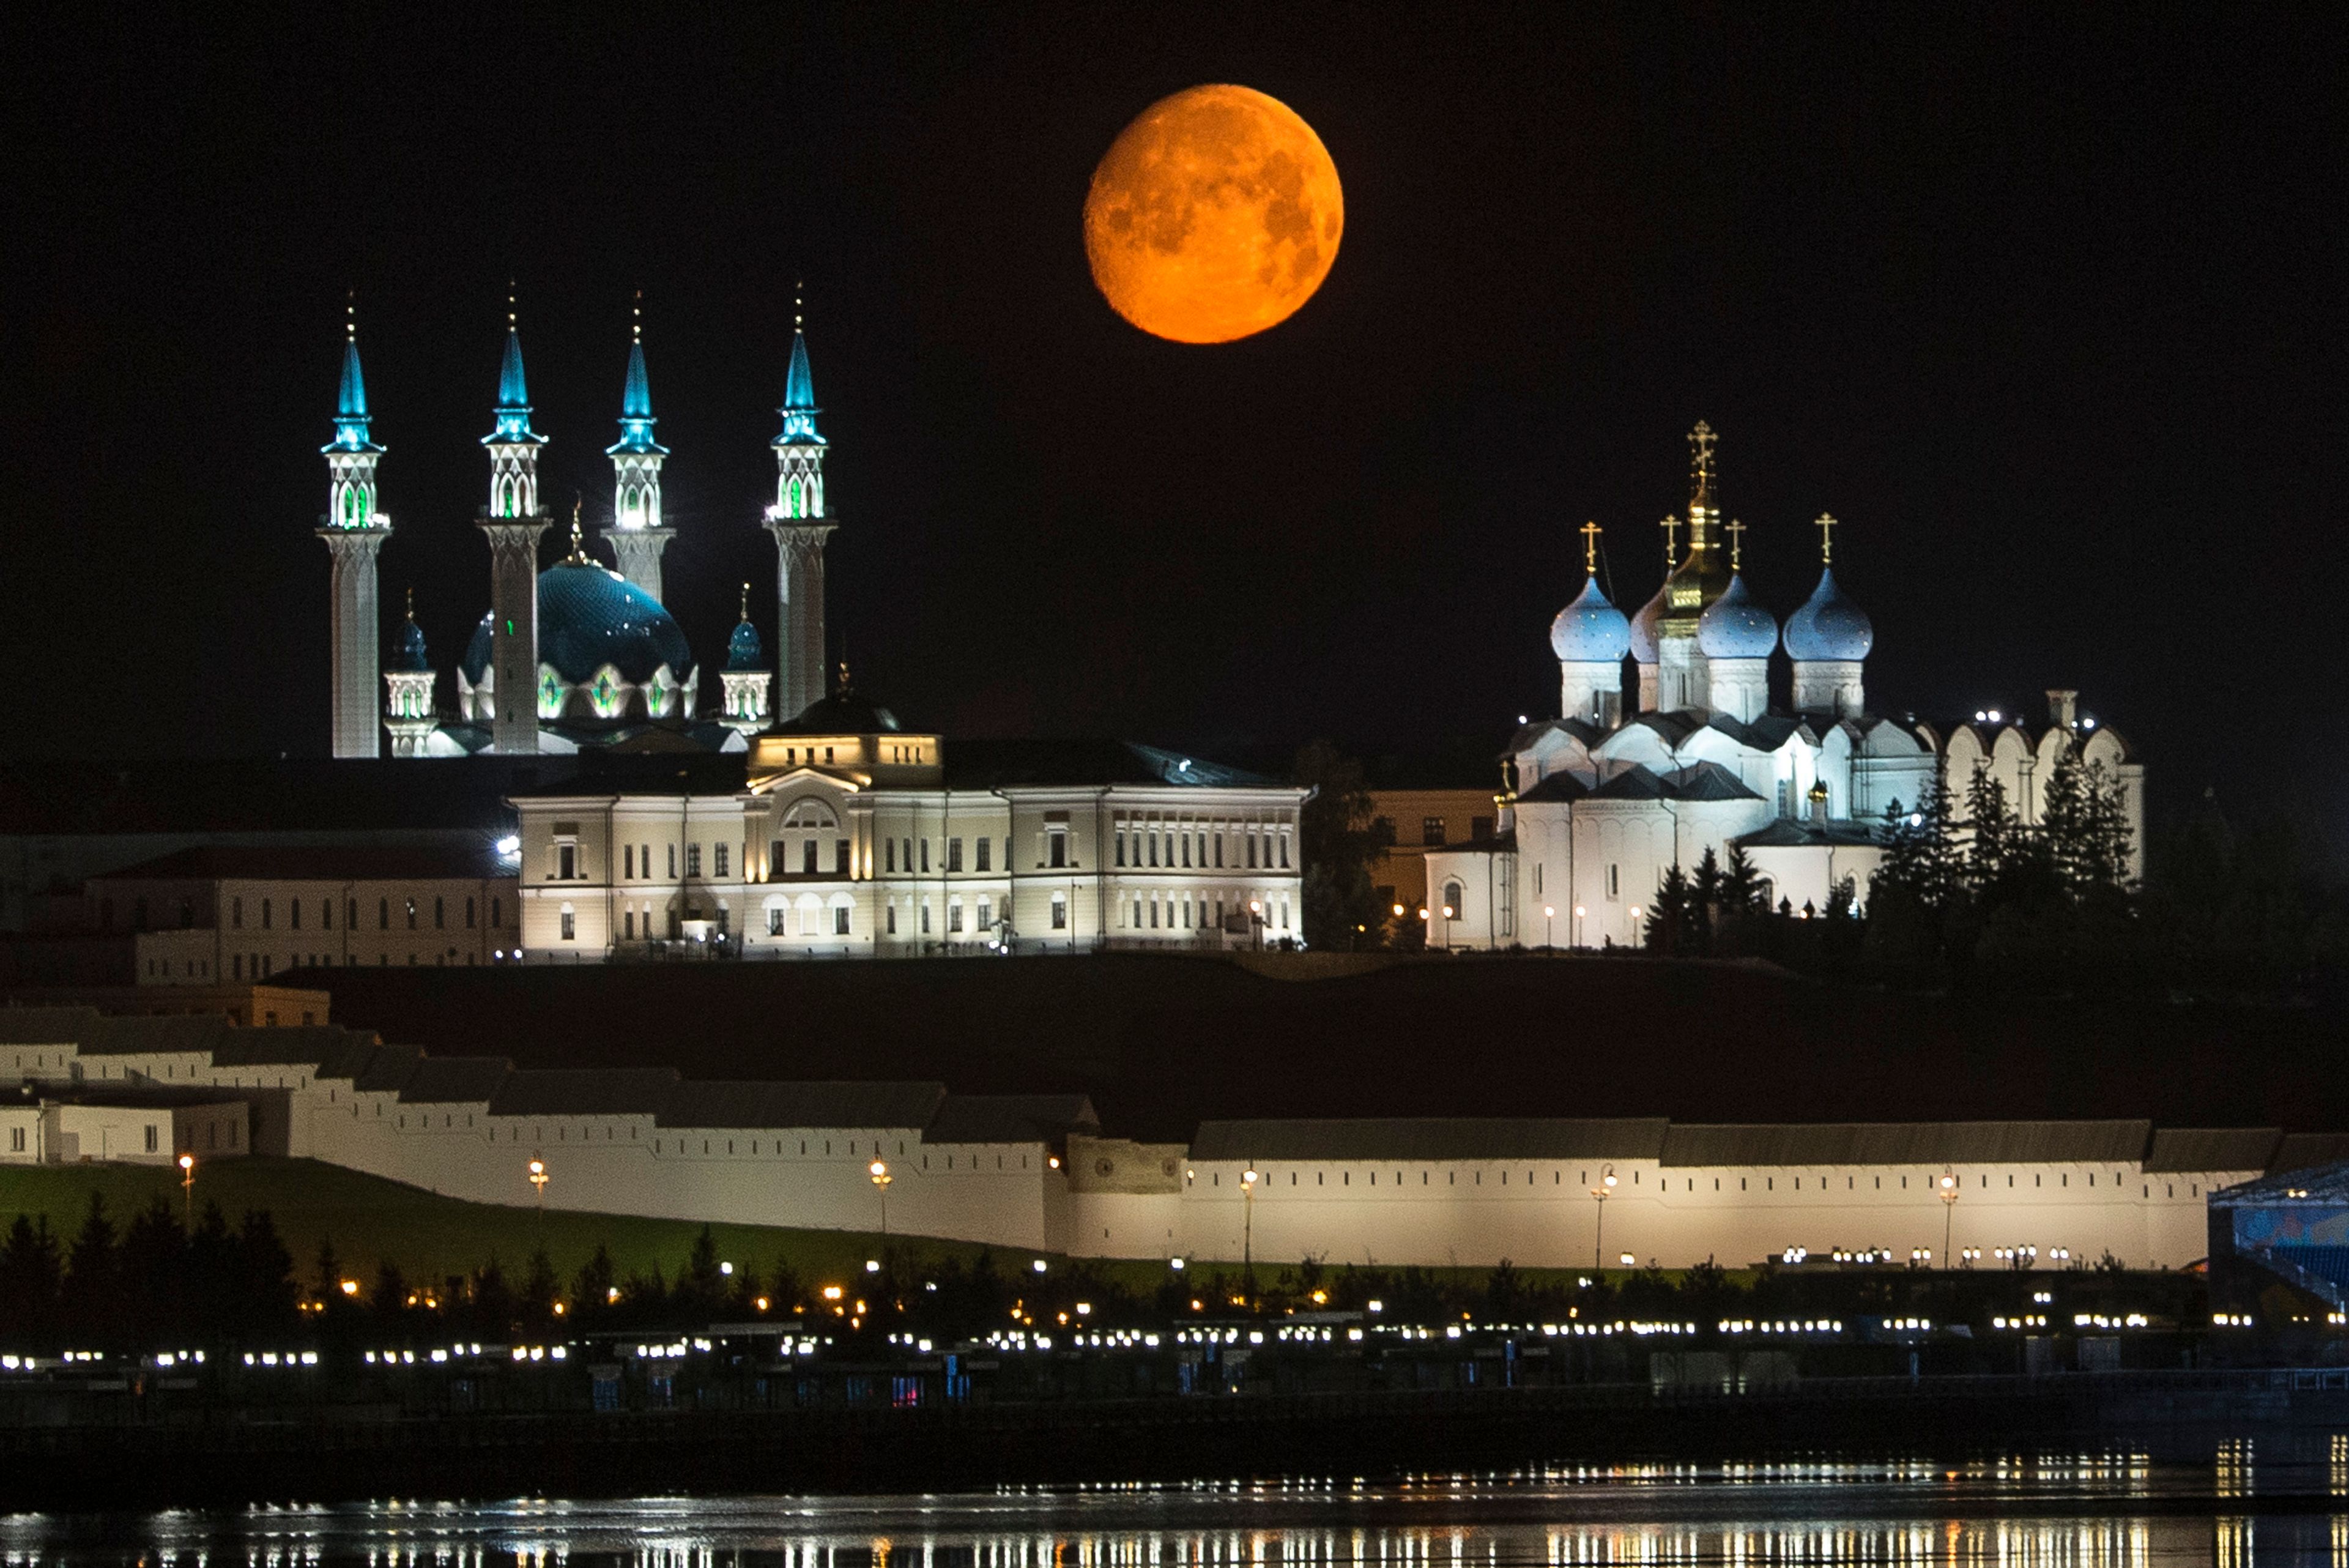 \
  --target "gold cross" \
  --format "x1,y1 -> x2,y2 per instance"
1580,520 -> 1603,576
1816,512 -> 1838,564
1726,516 -> 1746,571
1661,514 -> 1681,568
